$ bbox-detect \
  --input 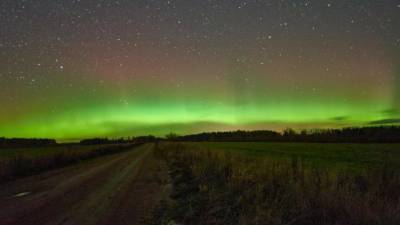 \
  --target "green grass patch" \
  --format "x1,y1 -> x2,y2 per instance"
192,142 -> 400,170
